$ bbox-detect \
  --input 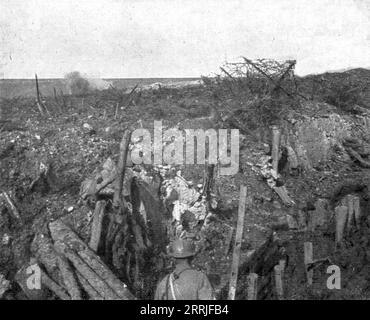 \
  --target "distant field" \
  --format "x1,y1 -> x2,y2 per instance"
0,77 -> 200,99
